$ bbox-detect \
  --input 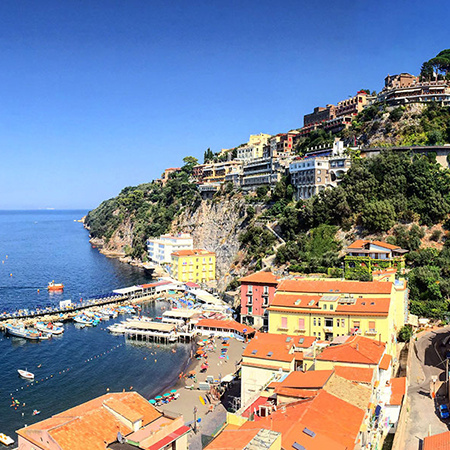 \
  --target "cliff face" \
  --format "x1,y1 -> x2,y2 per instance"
171,197 -> 248,290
